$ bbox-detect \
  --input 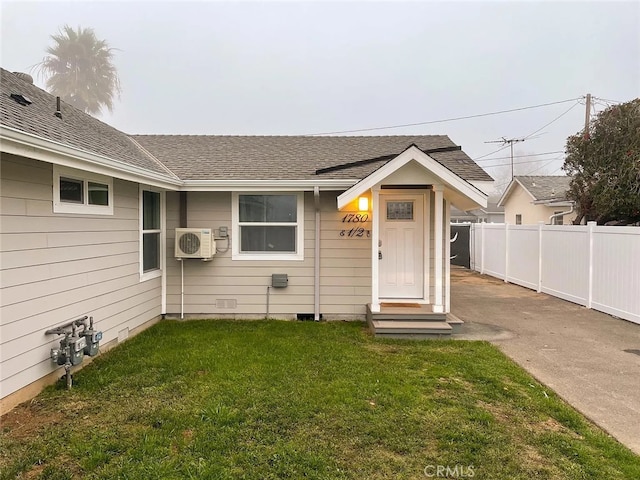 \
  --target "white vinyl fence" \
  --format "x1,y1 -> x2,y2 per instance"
470,222 -> 640,325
